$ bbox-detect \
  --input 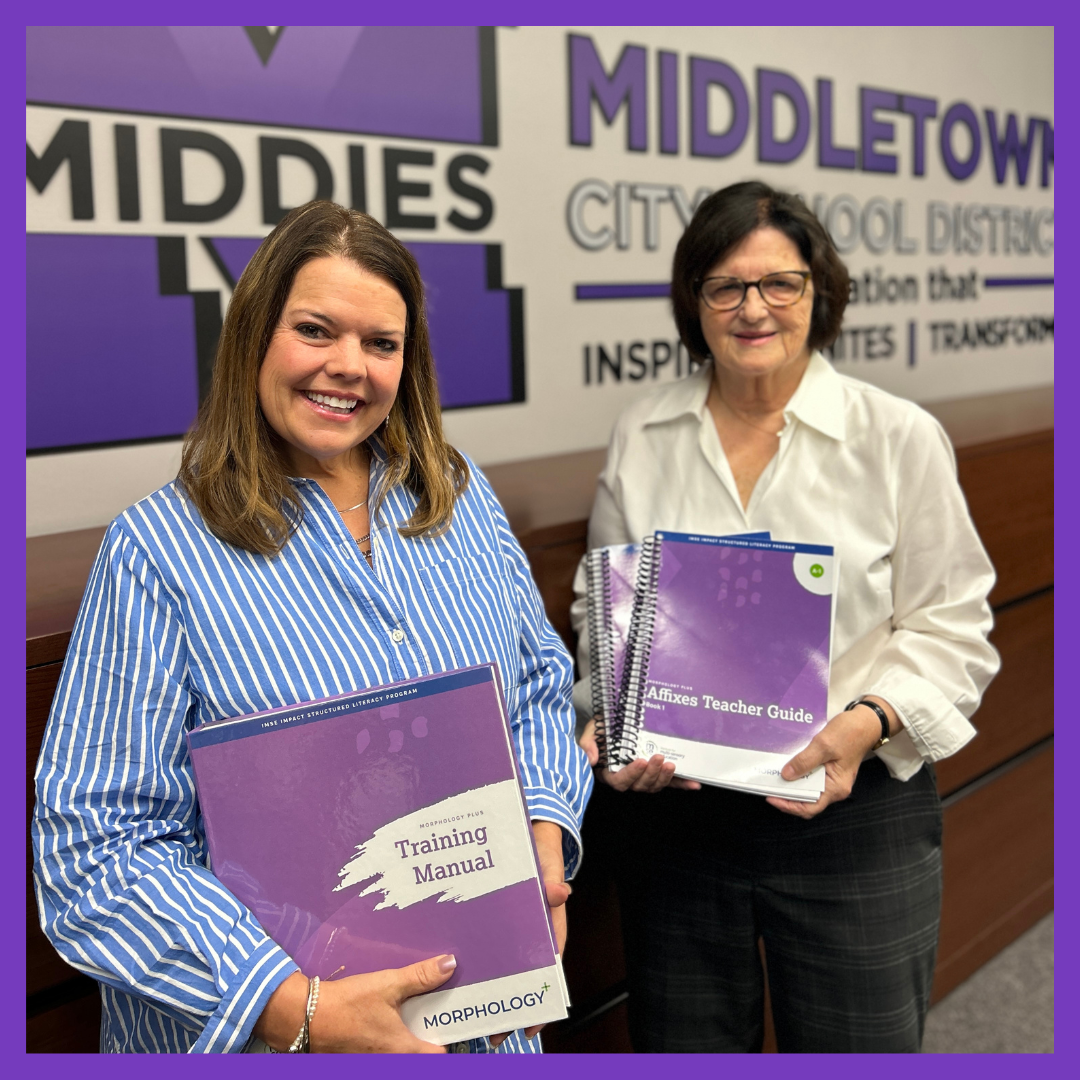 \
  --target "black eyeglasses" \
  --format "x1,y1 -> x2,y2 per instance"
699,271 -> 811,312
